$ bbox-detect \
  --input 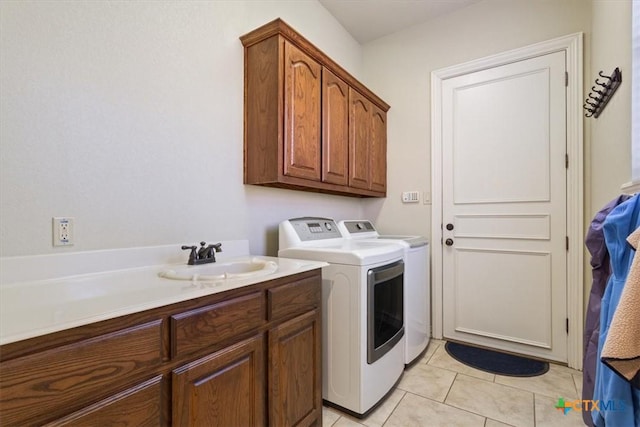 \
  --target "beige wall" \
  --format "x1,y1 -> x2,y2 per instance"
589,0 -> 632,214
360,0 -> 593,241
1,0 -> 632,265
585,0 -> 632,308
0,0 -> 367,257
